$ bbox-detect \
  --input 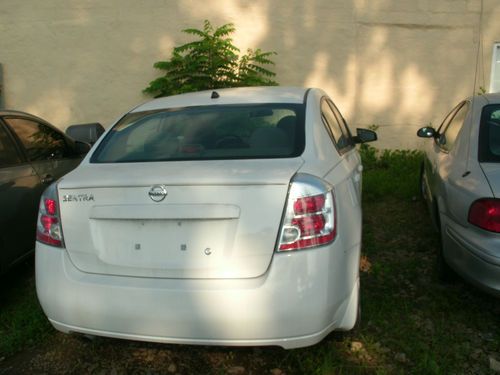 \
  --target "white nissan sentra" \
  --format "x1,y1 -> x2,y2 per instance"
35,87 -> 377,349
